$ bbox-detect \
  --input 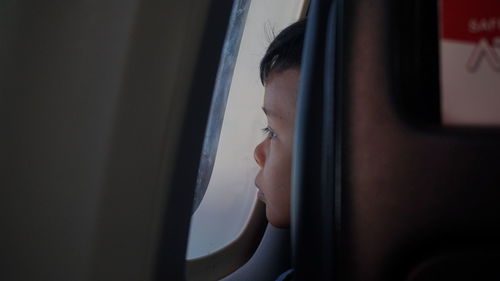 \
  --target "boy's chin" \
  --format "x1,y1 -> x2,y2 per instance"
266,210 -> 290,229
